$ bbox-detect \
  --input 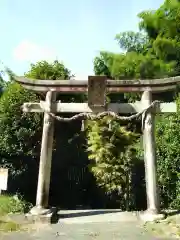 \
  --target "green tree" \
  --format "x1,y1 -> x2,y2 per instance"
138,0 -> 180,74
0,66 -> 7,95
92,0 -> 180,210
0,81 -> 42,200
93,52 -> 113,78
0,72 -> 4,97
115,31 -> 148,53
94,1 -> 180,80
108,51 -> 174,80
0,59 -> 73,162
0,60 -> 73,199
155,96 -> 180,209
25,60 -> 73,80
87,117 -> 139,209
94,42 -> 175,81
0,83 -> 41,173
0,71 -> 3,86
25,60 -> 86,102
